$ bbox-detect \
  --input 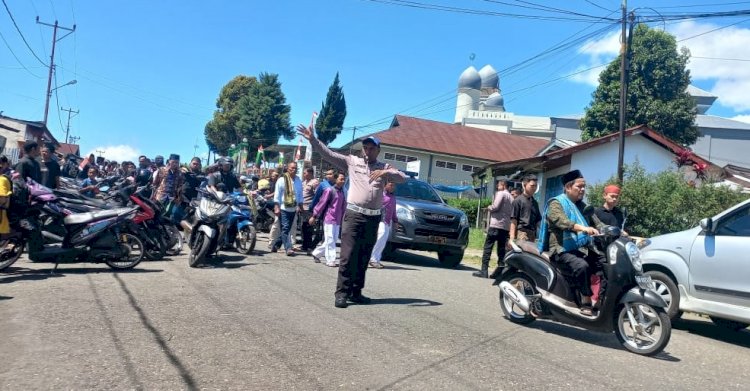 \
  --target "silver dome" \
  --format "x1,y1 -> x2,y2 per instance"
458,66 -> 481,90
485,92 -> 505,107
479,65 -> 499,89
